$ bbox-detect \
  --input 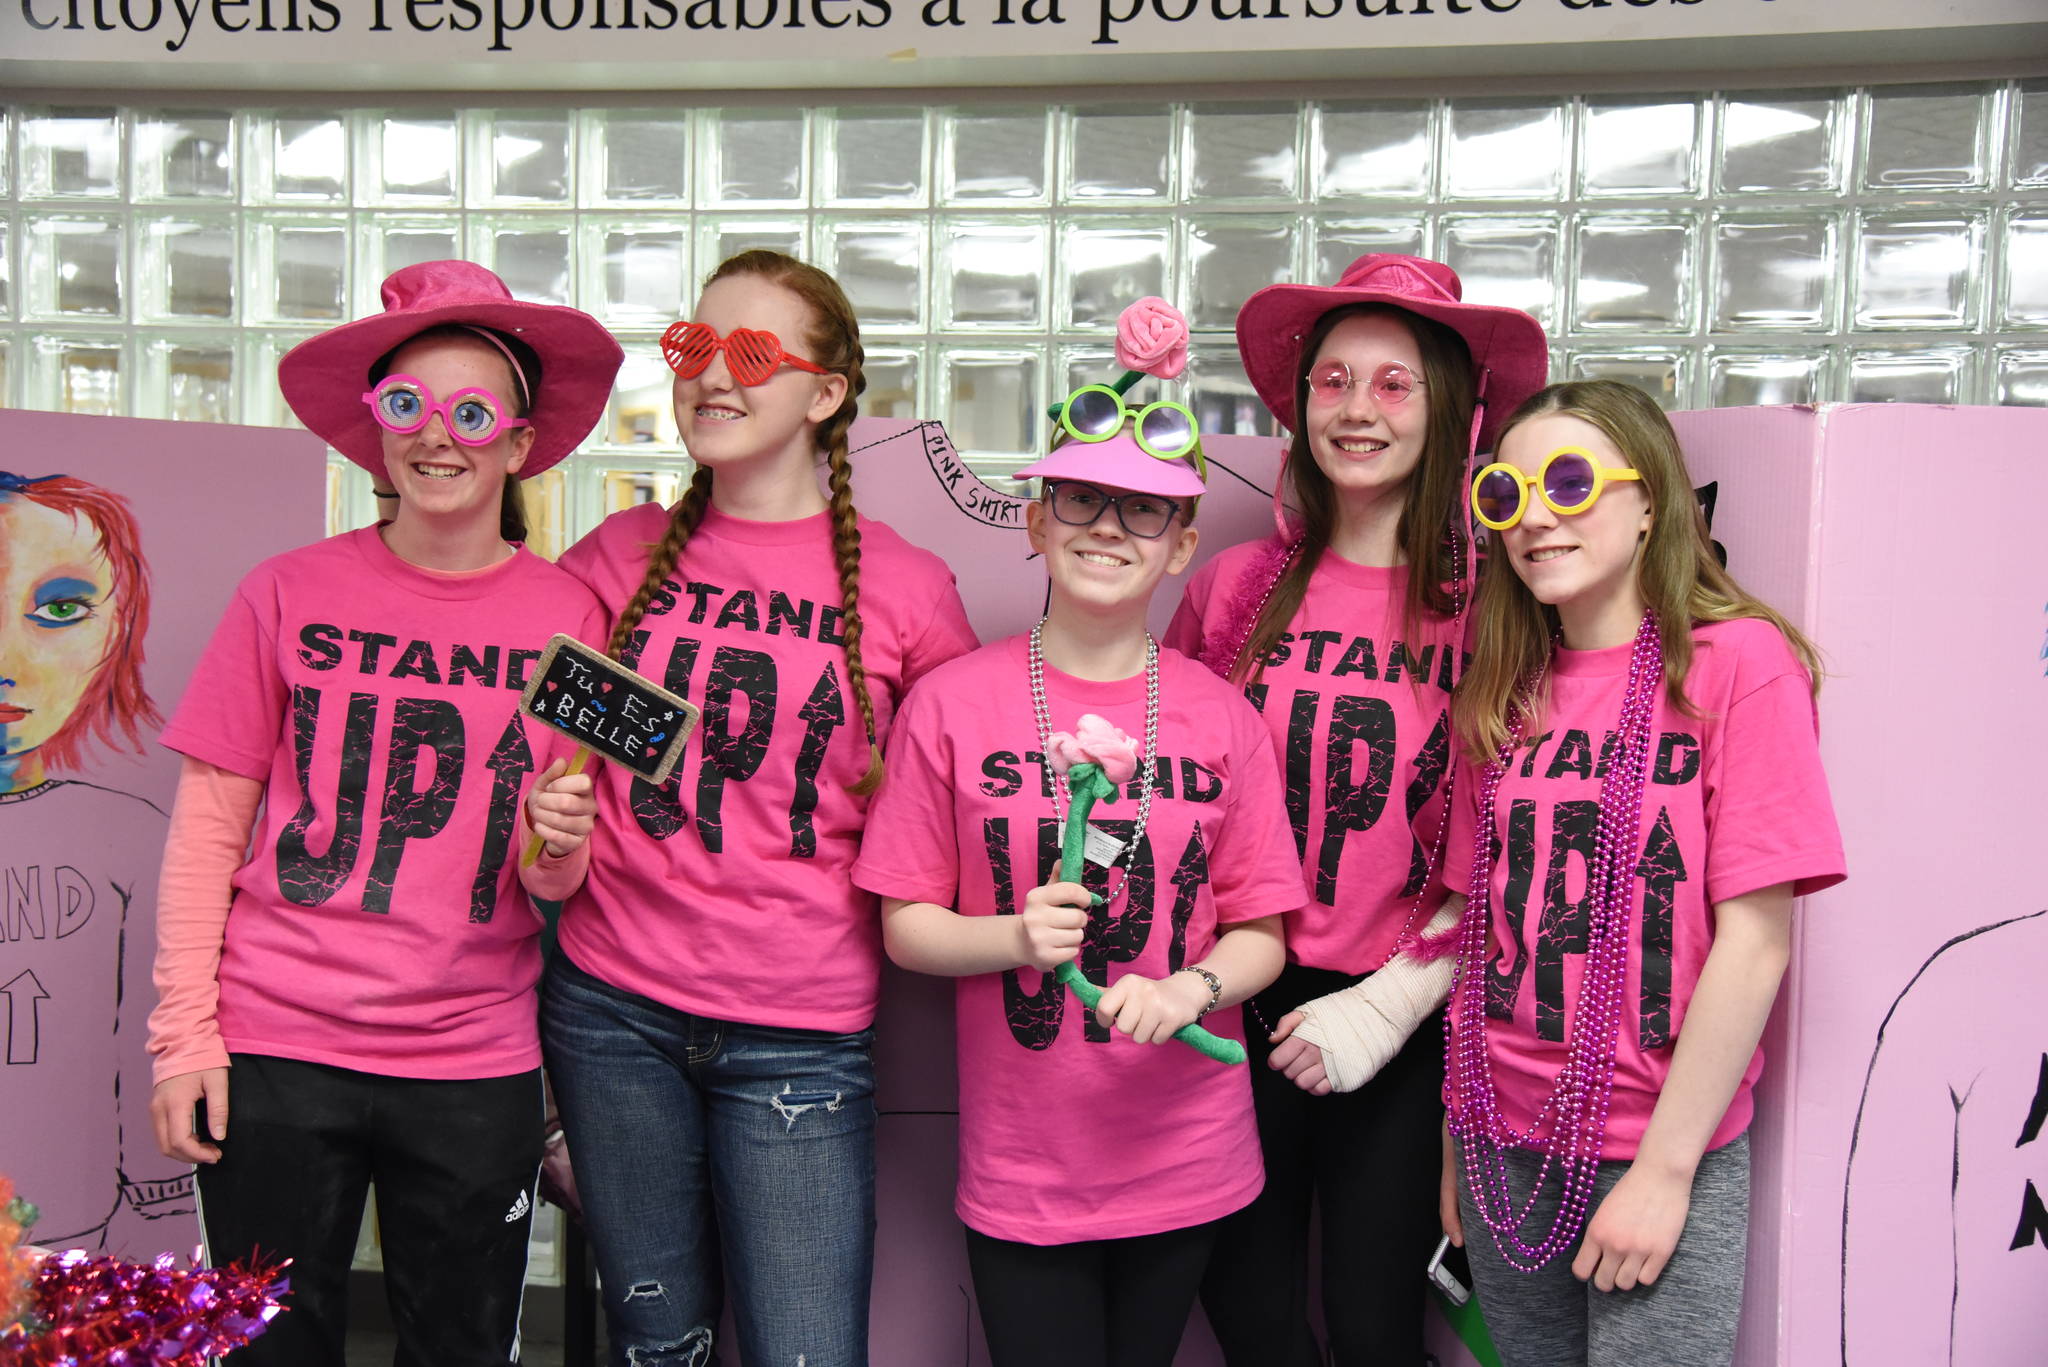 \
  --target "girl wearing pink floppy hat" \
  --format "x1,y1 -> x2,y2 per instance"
1162,252 -> 1548,1365
146,260 -> 620,1365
